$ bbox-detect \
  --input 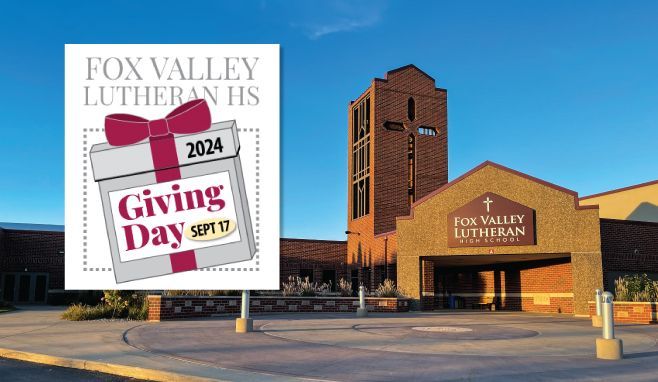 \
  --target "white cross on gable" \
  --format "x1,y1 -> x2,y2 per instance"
483,196 -> 493,213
